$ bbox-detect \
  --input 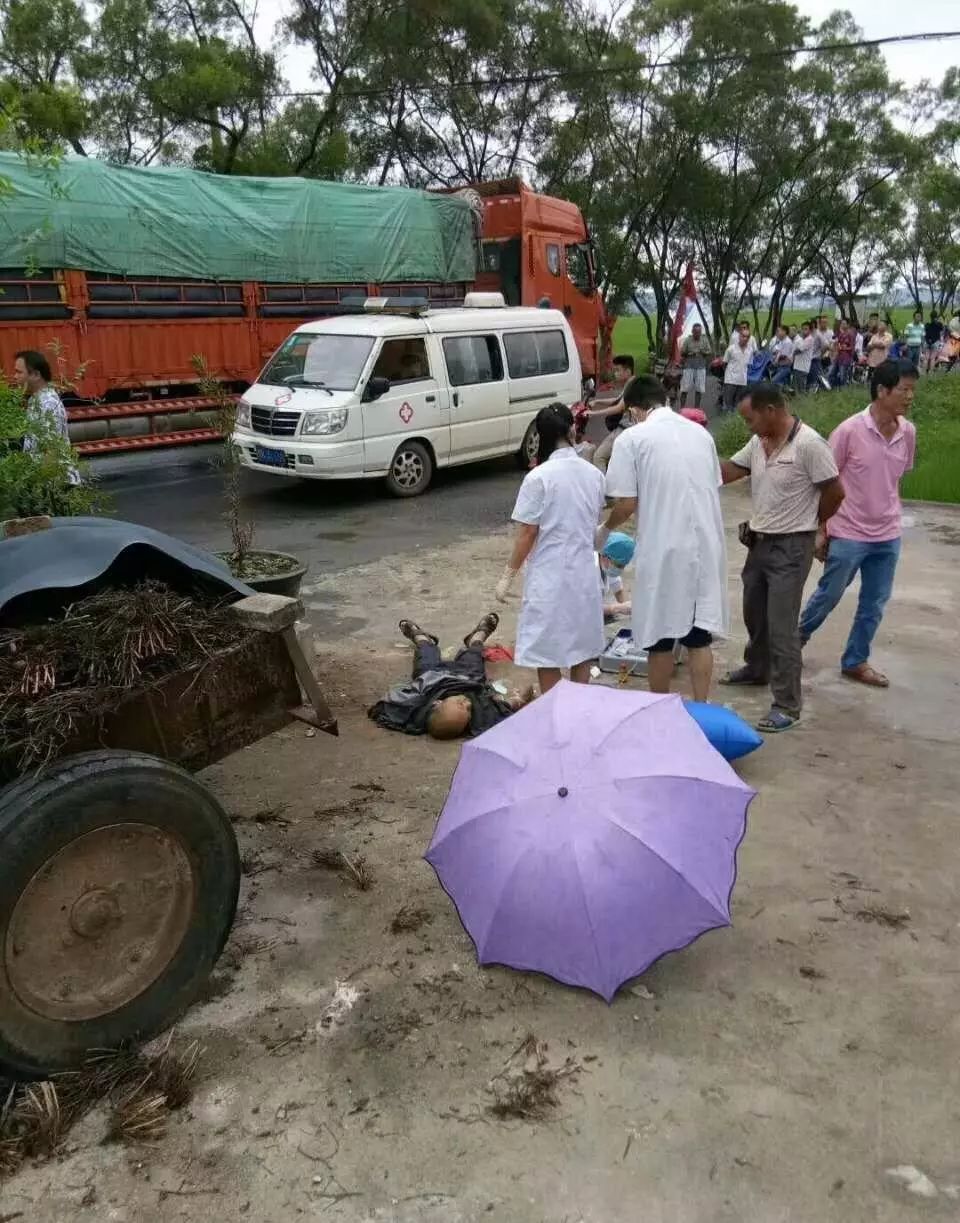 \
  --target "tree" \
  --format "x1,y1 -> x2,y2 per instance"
0,0 -> 90,154
282,0 -> 574,187
892,162 -> 960,314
